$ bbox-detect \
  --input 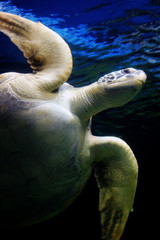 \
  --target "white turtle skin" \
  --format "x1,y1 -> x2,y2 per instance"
0,12 -> 147,240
